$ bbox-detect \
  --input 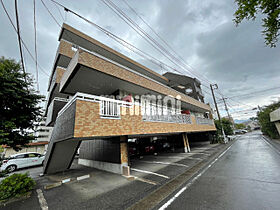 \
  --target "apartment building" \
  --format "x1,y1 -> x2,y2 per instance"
43,24 -> 216,175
